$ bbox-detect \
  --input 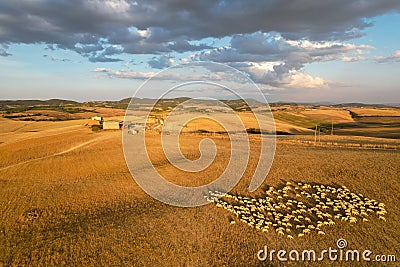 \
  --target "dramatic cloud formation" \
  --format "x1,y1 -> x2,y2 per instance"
0,0 -> 399,58
195,33 -> 371,88
0,0 -> 399,91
